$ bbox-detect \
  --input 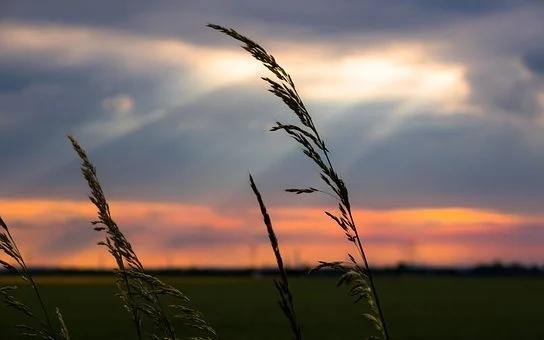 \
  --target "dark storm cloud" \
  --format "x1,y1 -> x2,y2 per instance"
0,61 -> 177,198
2,83 -> 284,200
0,71 -> 30,93
523,48 -> 544,75
253,108 -> 544,213
0,1 -> 154,27
1,0 -> 537,40
342,113 -> 544,212
2,72 -> 544,214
